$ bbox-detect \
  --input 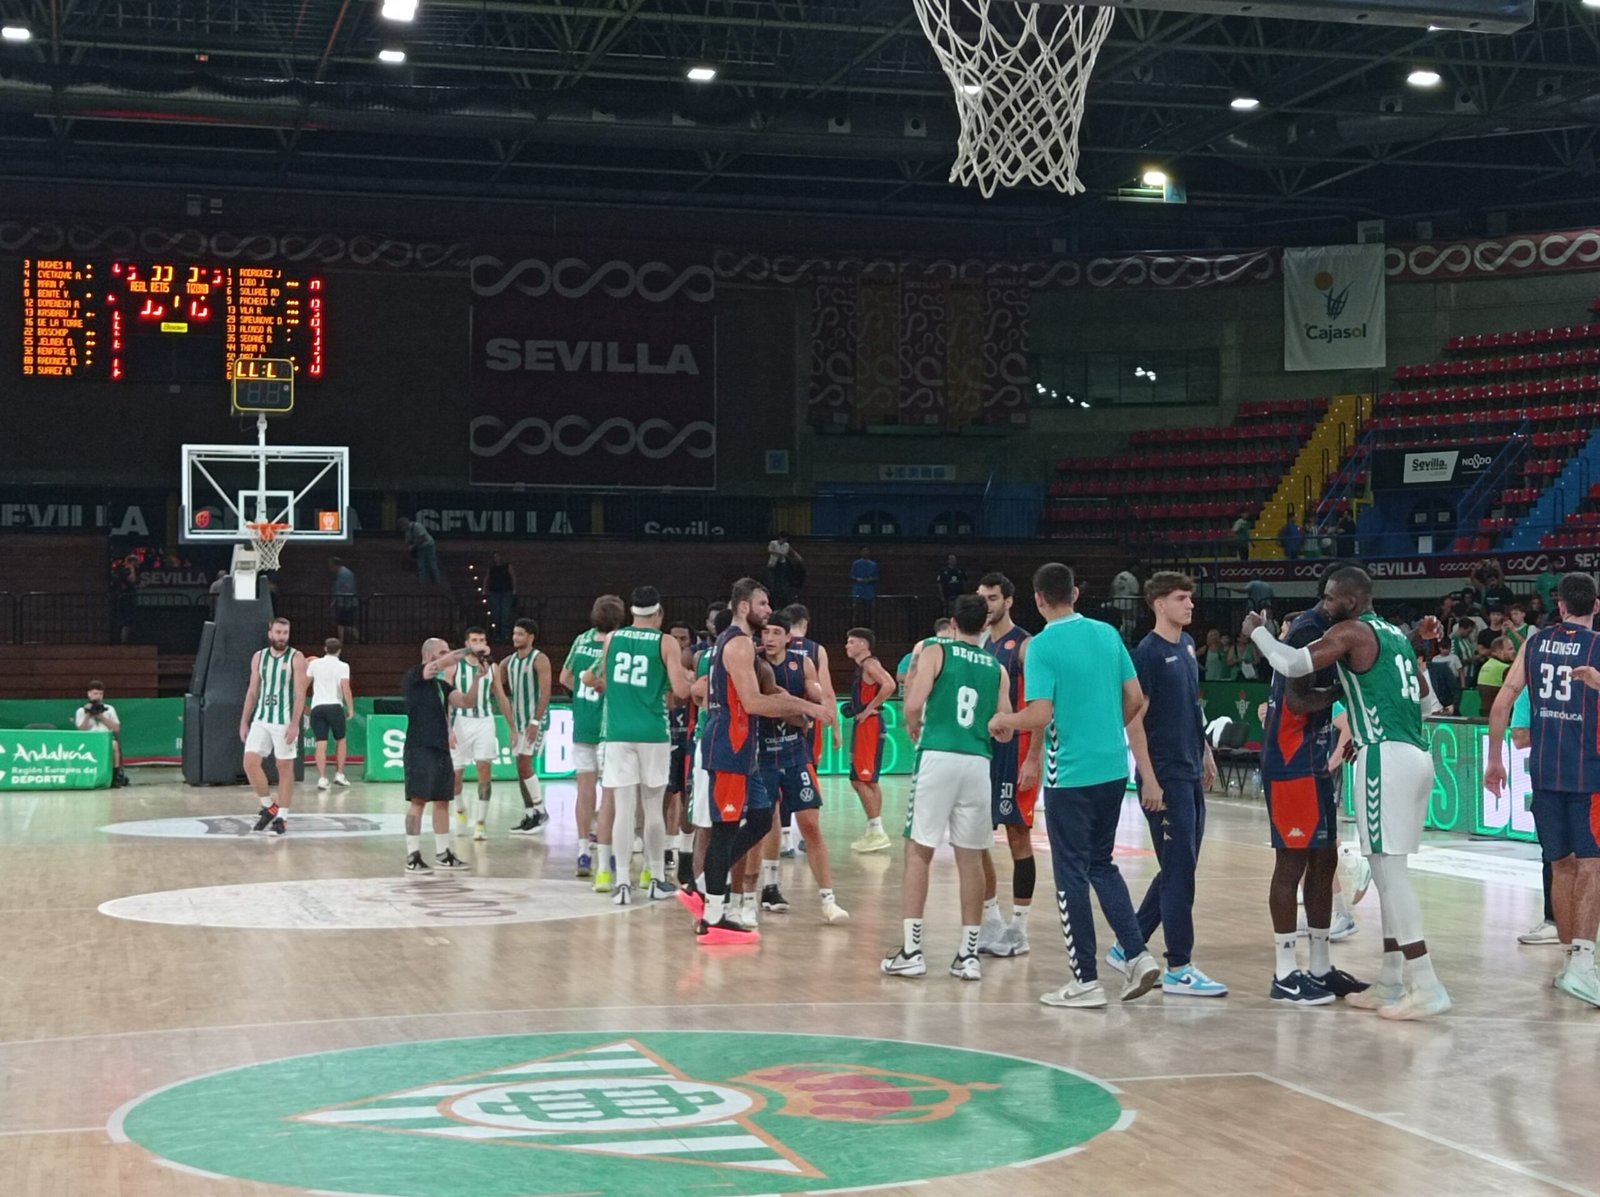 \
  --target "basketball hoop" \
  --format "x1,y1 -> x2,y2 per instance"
913,0 -> 1116,197
246,521 -> 291,573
